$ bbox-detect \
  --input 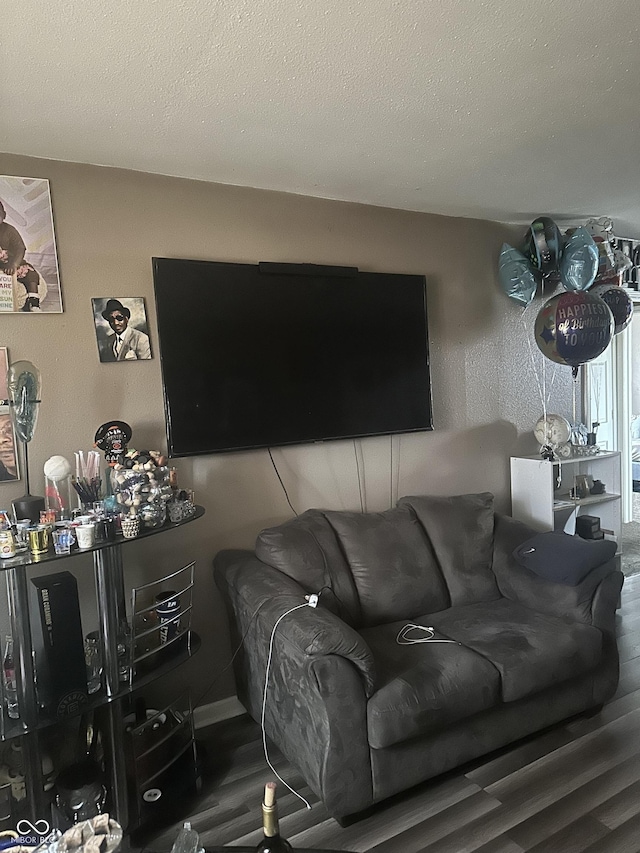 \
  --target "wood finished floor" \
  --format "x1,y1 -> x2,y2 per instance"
142,573 -> 640,853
